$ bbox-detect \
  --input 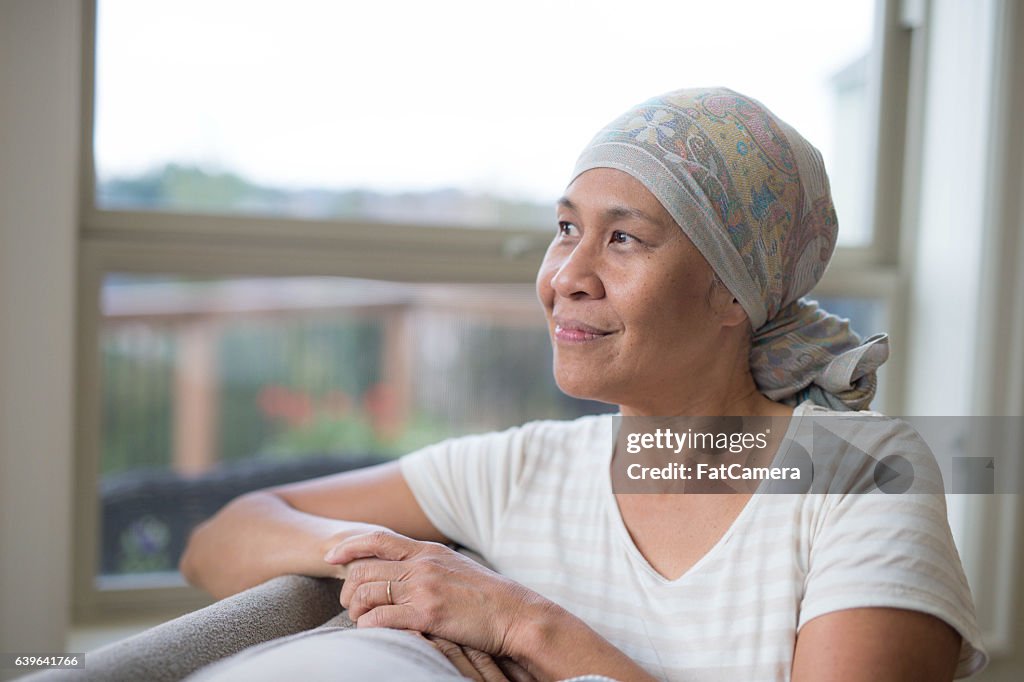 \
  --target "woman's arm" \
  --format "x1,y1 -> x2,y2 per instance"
505,600 -> 659,682
179,460 -> 448,599
792,607 -> 961,682
182,456 -> 655,680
